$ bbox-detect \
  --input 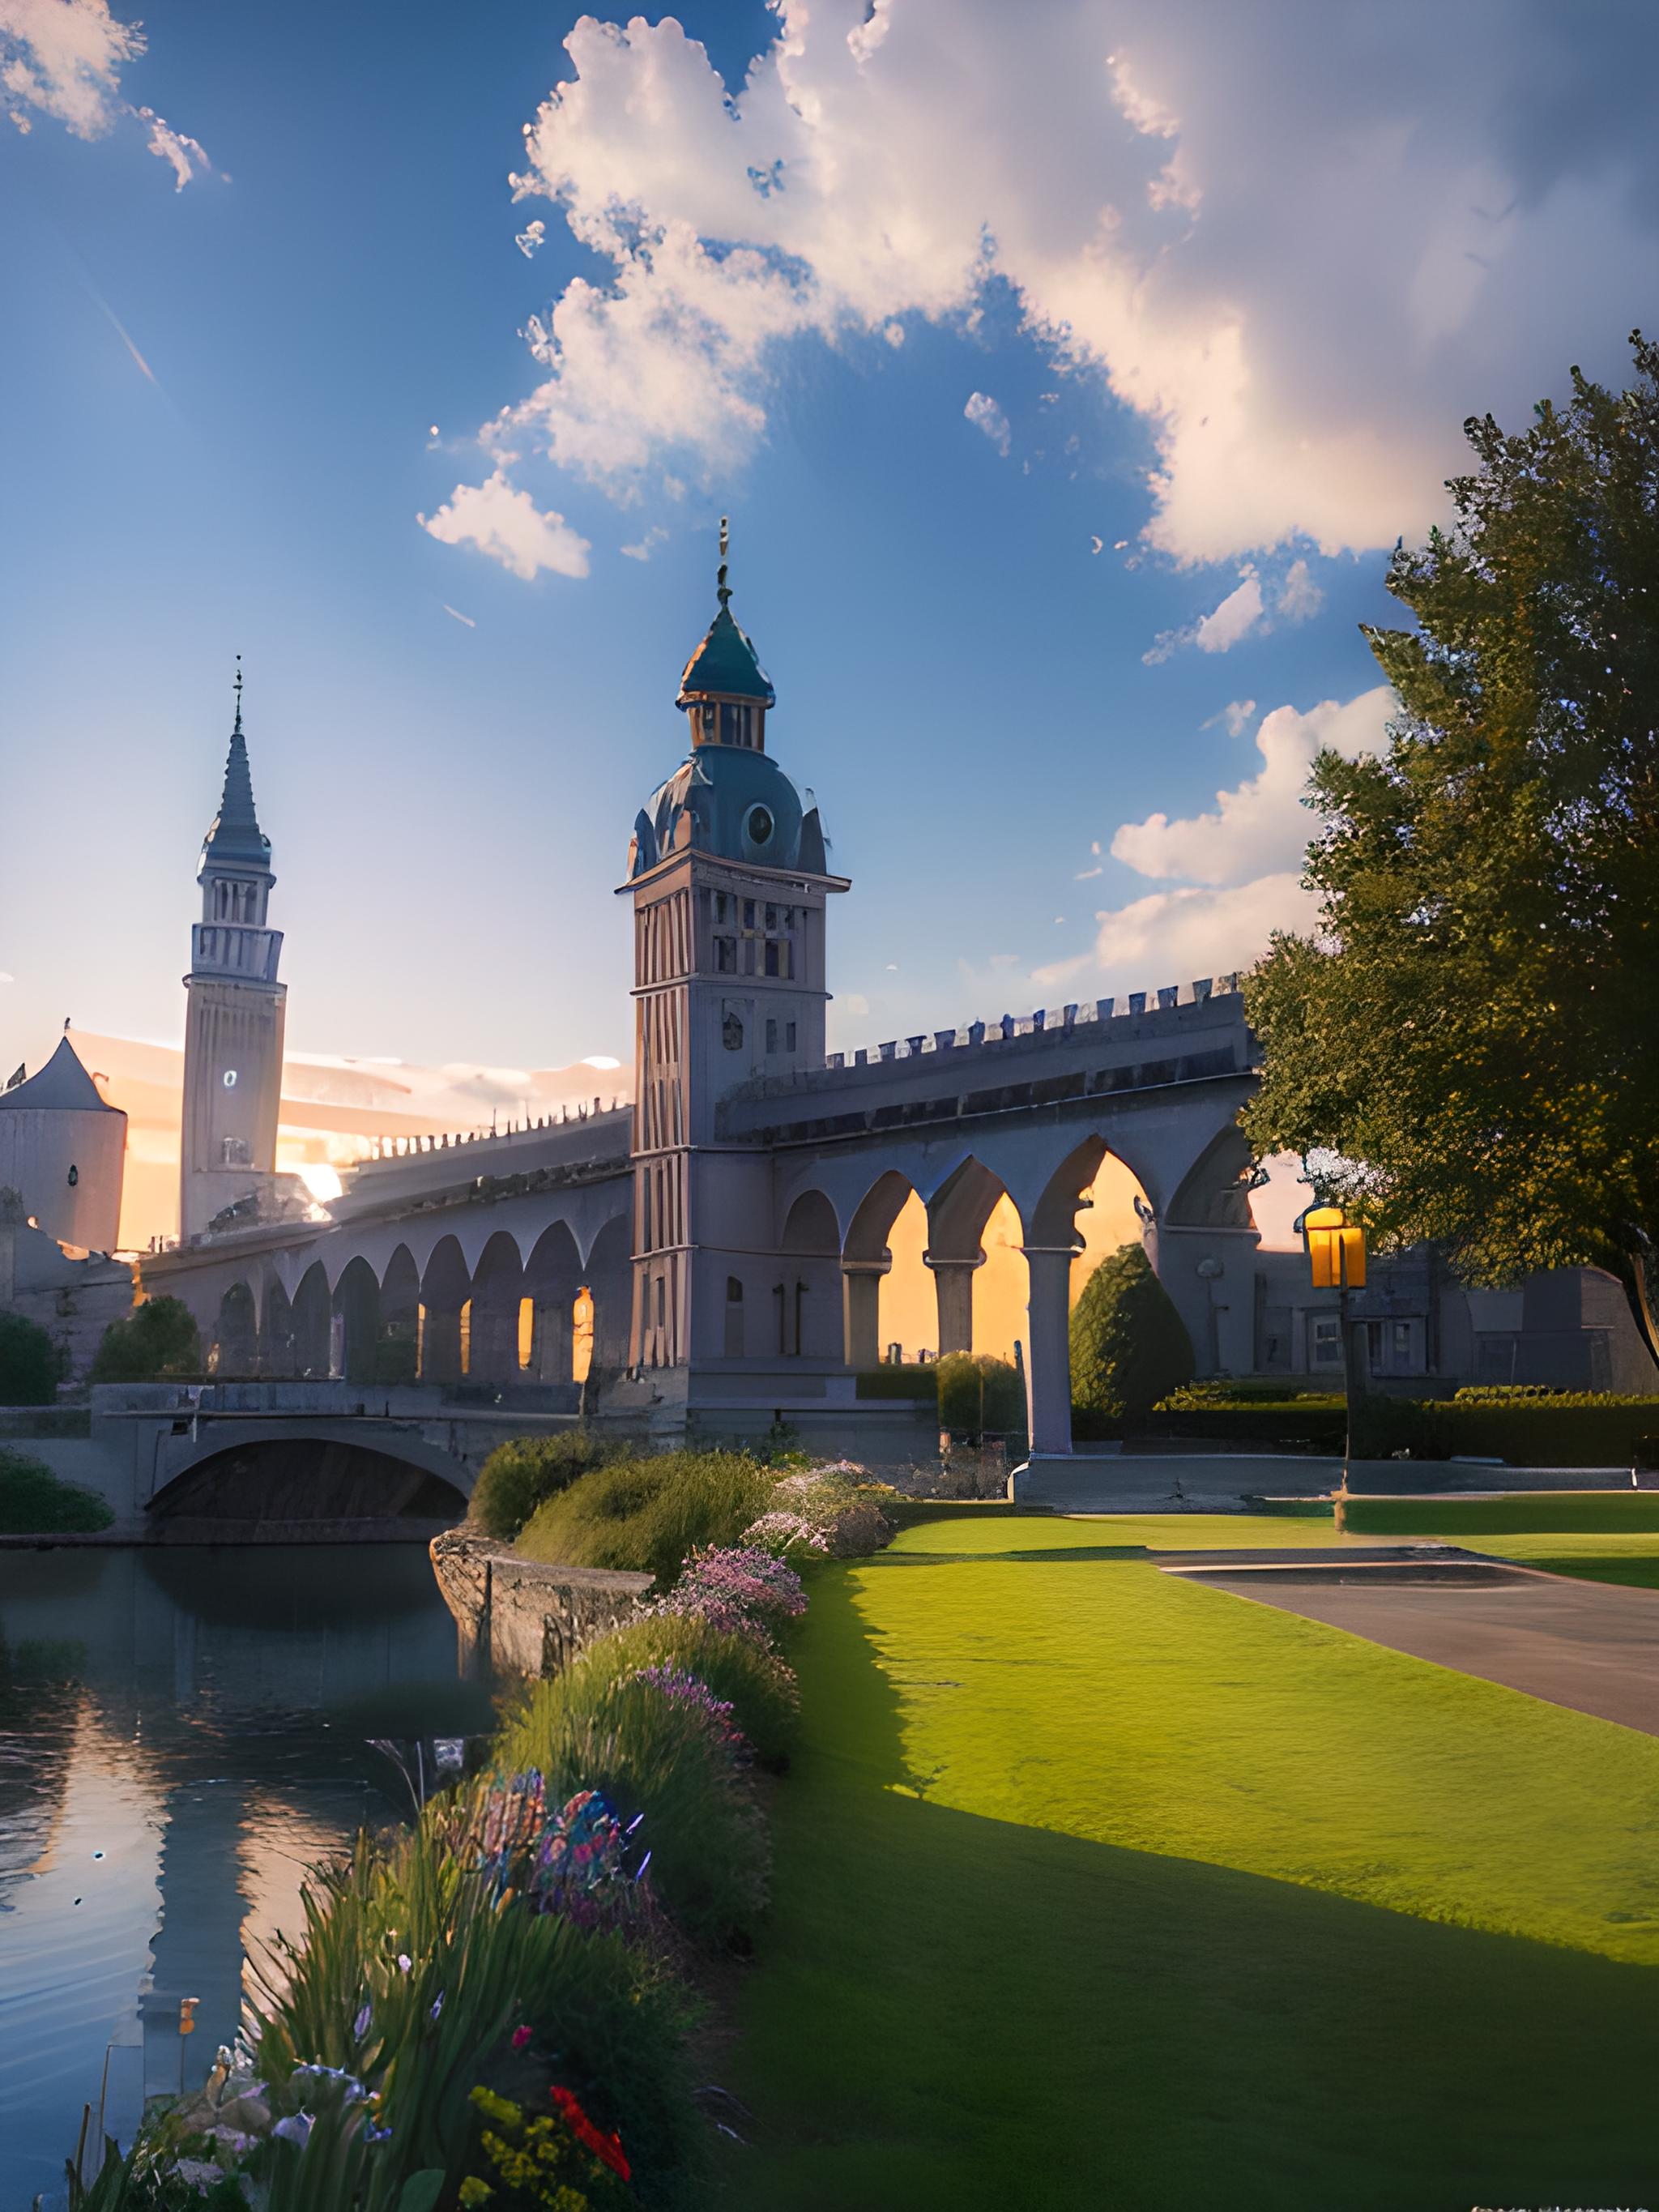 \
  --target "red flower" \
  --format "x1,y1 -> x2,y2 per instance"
550,2083 -> 632,2181
510,2025 -> 532,2051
